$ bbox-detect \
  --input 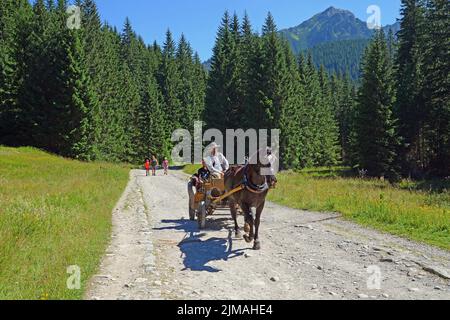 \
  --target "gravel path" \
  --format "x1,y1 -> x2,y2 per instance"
85,169 -> 450,300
